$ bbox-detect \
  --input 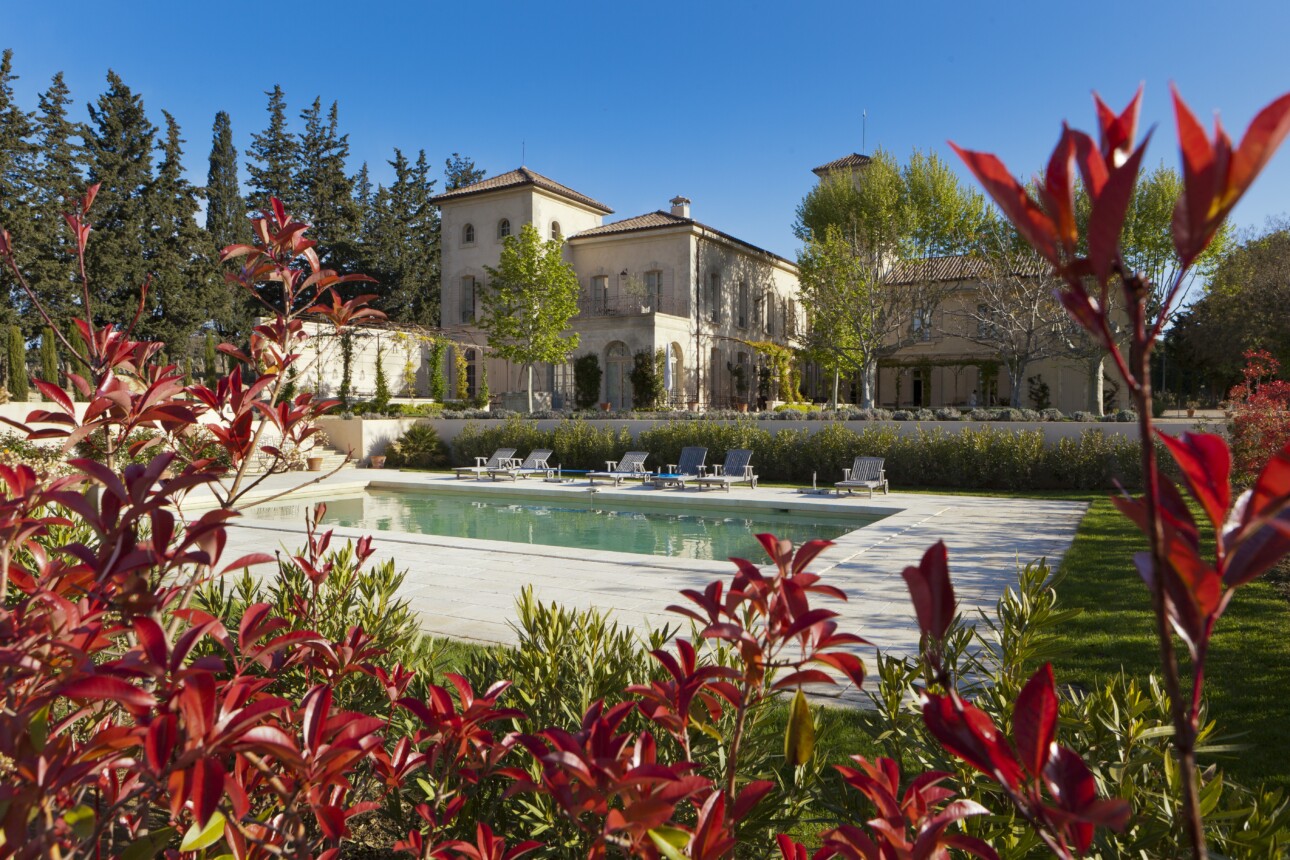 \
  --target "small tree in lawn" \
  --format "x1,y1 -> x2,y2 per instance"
6,323 -> 27,401
373,344 -> 391,413
482,223 -> 580,412
38,326 -> 58,395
